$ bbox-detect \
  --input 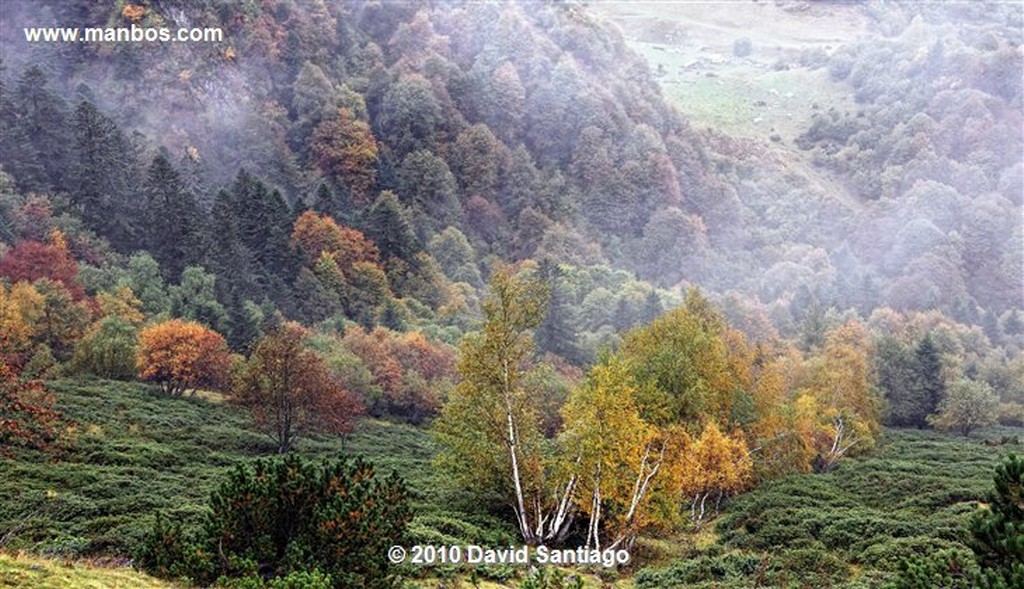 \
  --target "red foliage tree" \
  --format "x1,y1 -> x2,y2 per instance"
0,230 -> 83,299
0,360 -> 67,455
232,323 -> 362,453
